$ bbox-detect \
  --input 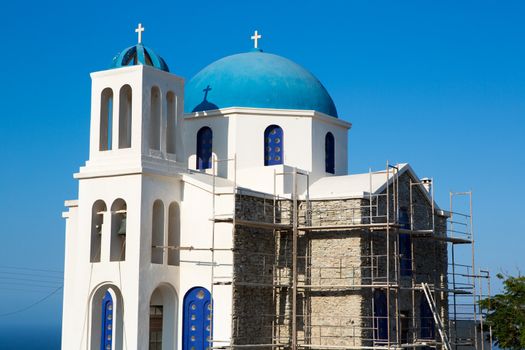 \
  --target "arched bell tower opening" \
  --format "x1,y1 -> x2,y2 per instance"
151,200 -> 165,264
118,84 -> 132,149
167,202 -> 180,266
110,199 -> 127,262
150,86 -> 161,151
90,200 -> 106,263
100,88 -> 114,151
166,91 -> 177,155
